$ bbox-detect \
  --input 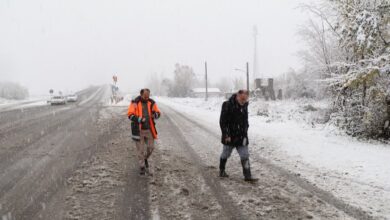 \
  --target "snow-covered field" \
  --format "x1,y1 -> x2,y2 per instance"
157,96 -> 390,219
